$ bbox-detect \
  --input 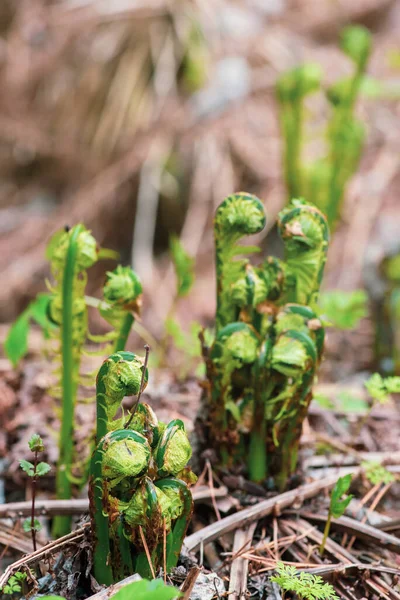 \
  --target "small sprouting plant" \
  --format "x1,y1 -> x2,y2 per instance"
271,562 -> 339,600
320,474 -> 353,555
362,461 -> 396,486
4,224 -> 144,539
1,572 -> 28,596
199,193 -> 329,489
19,434 -> 51,551
38,579 -> 180,600
277,25 -> 372,229
90,351 -> 196,584
354,373 -> 400,438
319,289 -> 368,330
